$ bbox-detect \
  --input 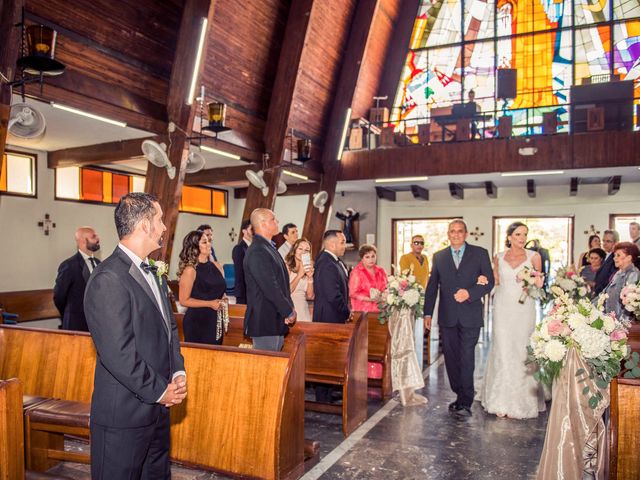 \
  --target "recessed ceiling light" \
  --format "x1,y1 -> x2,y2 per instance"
501,170 -> 564,177
375,176 -> 429,183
